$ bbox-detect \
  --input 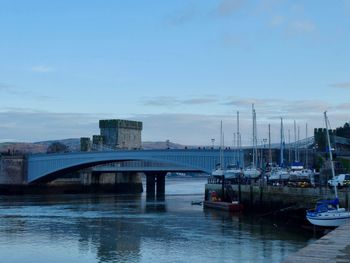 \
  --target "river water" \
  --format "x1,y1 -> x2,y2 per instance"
0,177 -> 316,263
